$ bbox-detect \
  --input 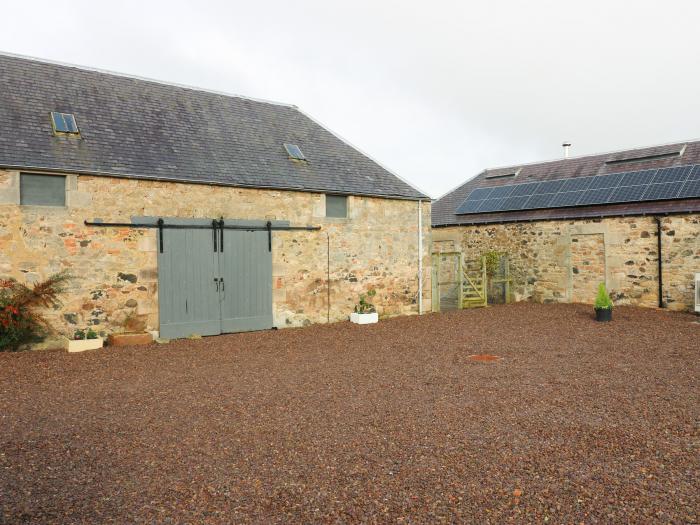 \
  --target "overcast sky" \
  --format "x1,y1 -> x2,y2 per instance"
3,1 -> 699,198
